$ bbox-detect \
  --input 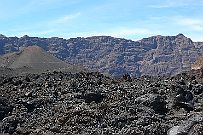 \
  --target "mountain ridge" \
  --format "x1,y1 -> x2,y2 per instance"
0,33 -> 203,77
